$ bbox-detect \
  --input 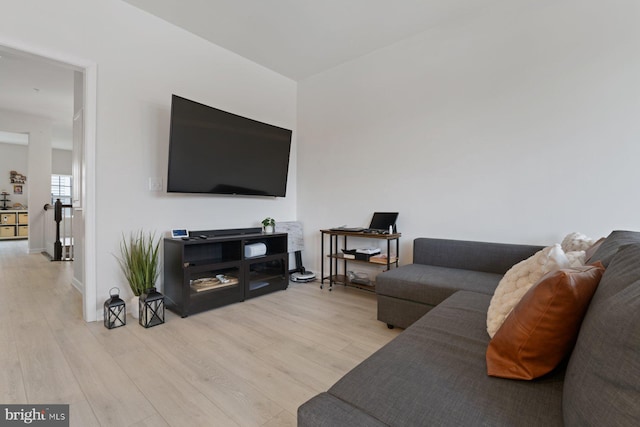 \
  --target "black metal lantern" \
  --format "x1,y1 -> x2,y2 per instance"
104,287 -> 126,329
139,287 -> 165,328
